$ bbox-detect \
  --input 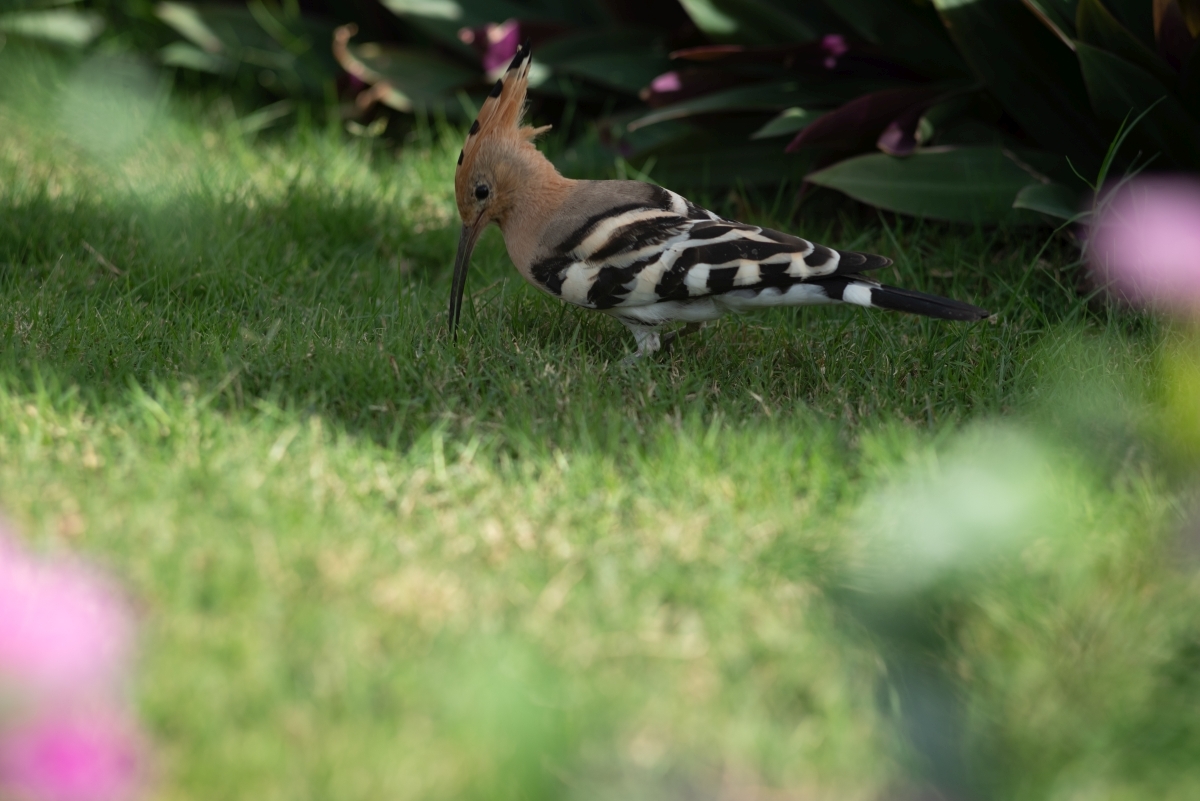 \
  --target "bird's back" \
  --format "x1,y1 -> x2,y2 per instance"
517,180 -> 894,315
